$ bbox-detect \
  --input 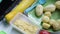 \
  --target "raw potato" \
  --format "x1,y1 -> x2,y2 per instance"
42,16 -> 50,23
52,21 -> 60,30
49,19 -> 56,25
42,23 -> 51,29
44,12 -> 51,17
55,1 -> 60,9
57,19 -> 60,29
36,5 -> 43,16
44,4 -> 56,12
